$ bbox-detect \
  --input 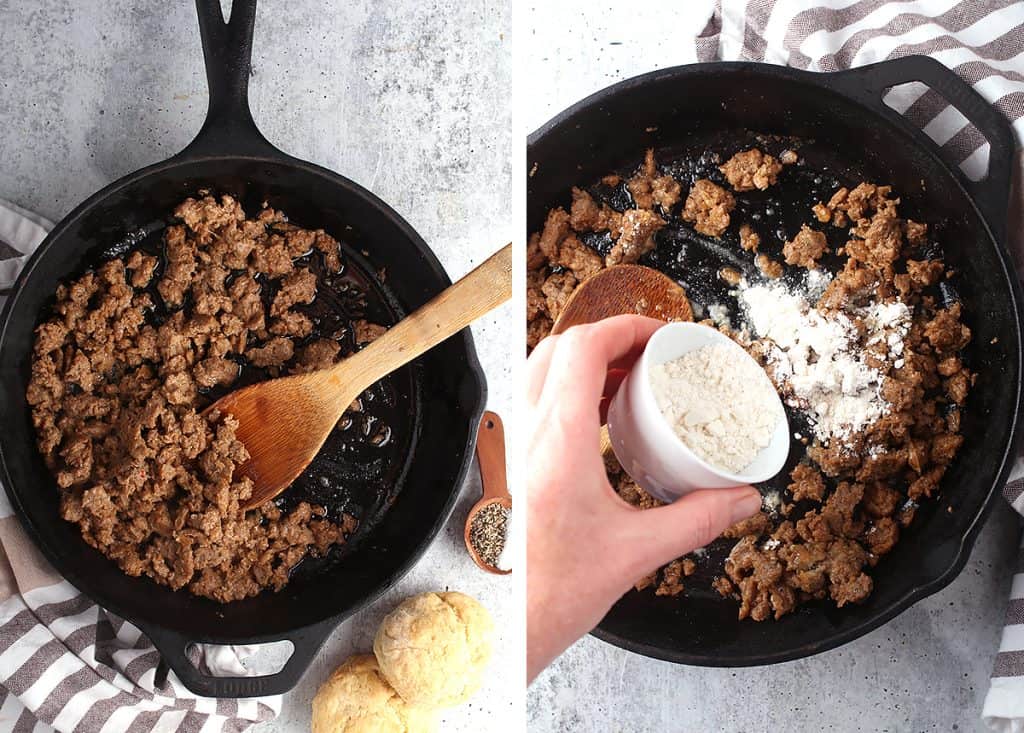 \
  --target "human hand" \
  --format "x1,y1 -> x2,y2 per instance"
525,315 -> 762,681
